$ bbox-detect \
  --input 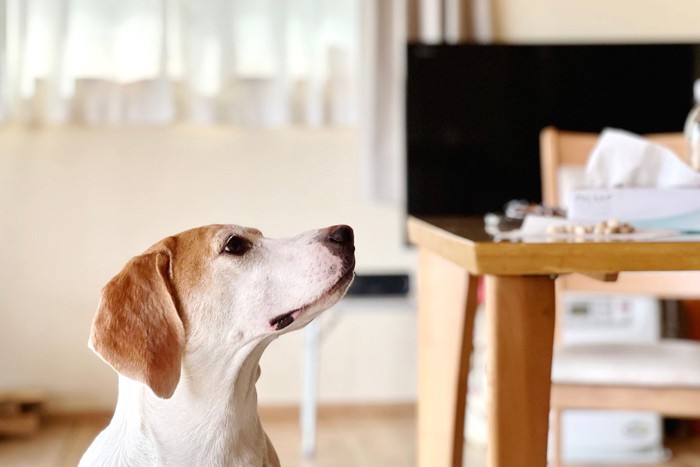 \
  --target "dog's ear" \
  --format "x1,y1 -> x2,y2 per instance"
89,244 -> 184,399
